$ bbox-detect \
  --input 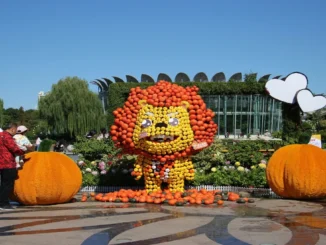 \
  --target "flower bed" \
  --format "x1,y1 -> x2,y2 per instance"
73,137 -> 279,189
